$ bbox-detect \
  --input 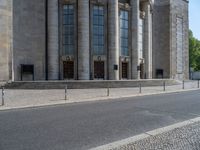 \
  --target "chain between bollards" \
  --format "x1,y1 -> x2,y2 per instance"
139,84 -> 142,94
65,85 -> 68,101
163,81 -> 166,91
182,80 -> 185,90
1,87 -> 5,106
